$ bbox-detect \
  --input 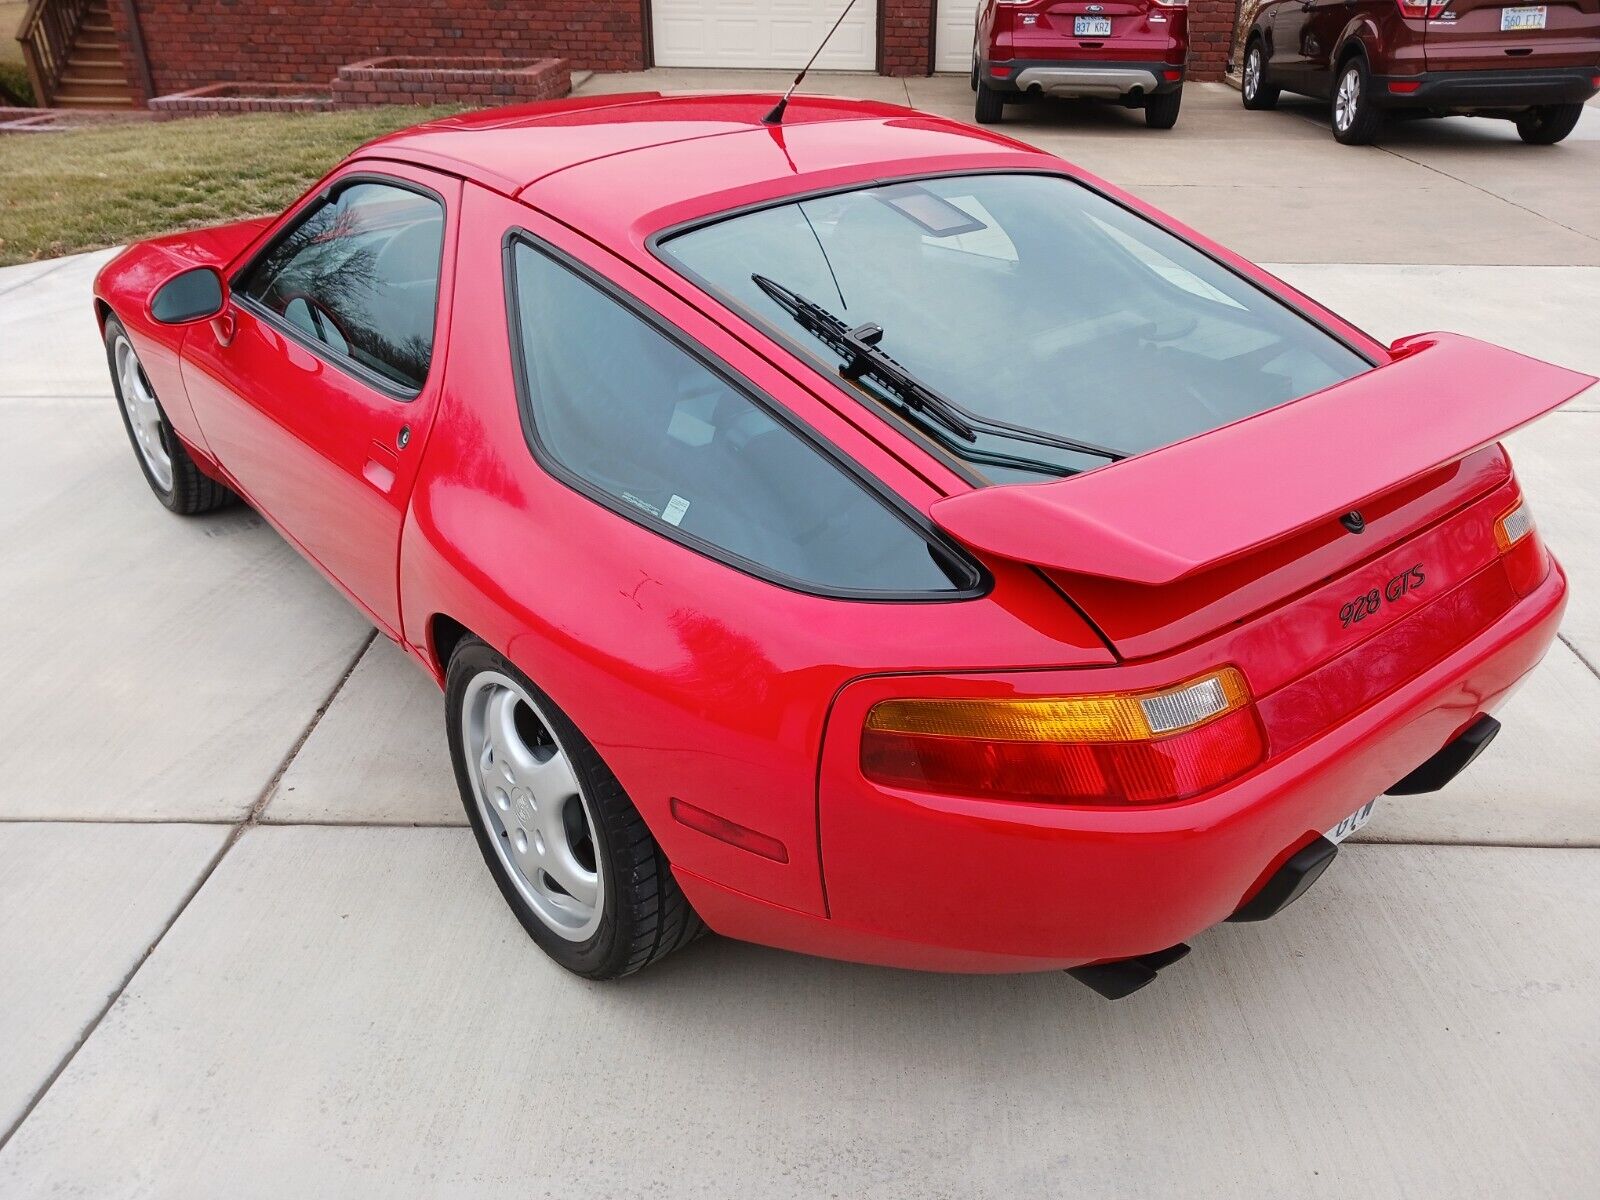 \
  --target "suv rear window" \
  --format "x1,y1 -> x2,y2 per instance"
658,173 -> 1371,482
